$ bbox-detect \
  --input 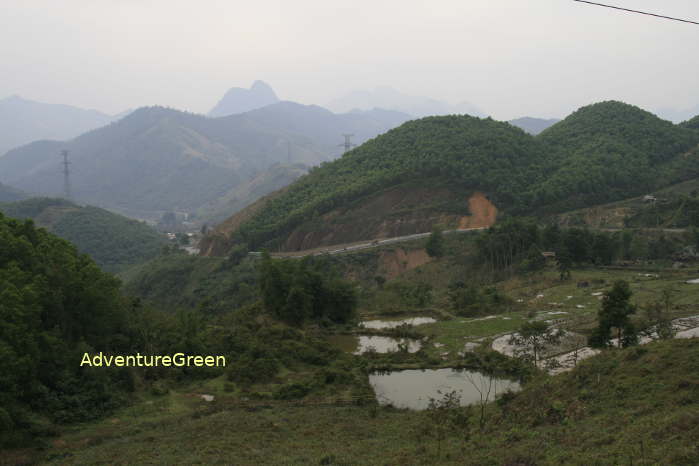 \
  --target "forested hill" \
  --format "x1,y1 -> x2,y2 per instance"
533,101 -> 699,211
0,198 -> 168,272
203,101 -> 699,254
